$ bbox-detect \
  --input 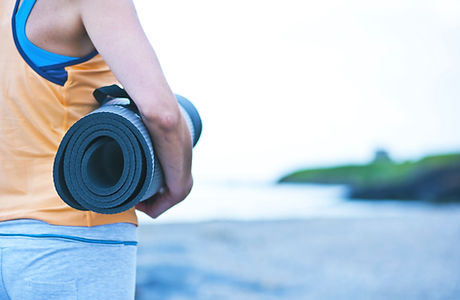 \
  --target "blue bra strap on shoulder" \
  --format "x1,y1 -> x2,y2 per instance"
12,0 -> 98,86
14,0 -> 80,67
